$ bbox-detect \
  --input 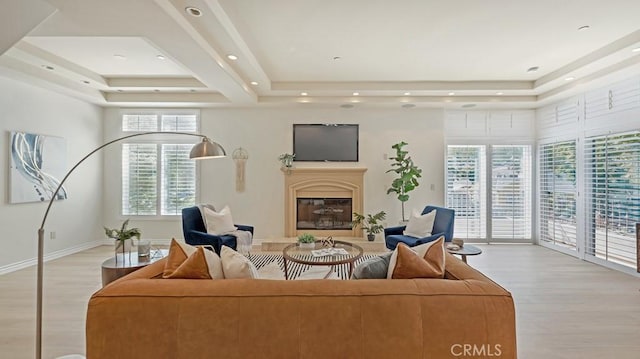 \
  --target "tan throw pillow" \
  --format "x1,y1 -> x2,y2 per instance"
163,238 -> 224,279
403,209 -> 436,238
203,205 -> 238,235
387,237 -> 445,279
220,246 -> 259,279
